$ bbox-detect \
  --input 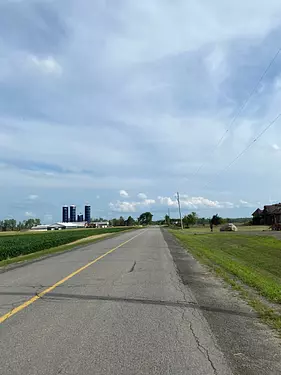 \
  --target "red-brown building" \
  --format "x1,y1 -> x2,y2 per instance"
252,204 -> 281,225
